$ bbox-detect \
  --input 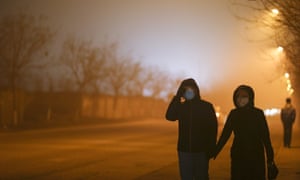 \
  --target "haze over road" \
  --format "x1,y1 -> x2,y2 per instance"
0,119 -> 179,179
0,117 -> 294,179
